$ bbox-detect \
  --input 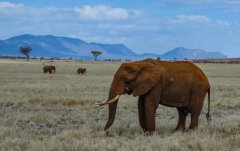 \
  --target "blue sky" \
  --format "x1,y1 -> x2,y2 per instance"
1,0 -> 240,57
